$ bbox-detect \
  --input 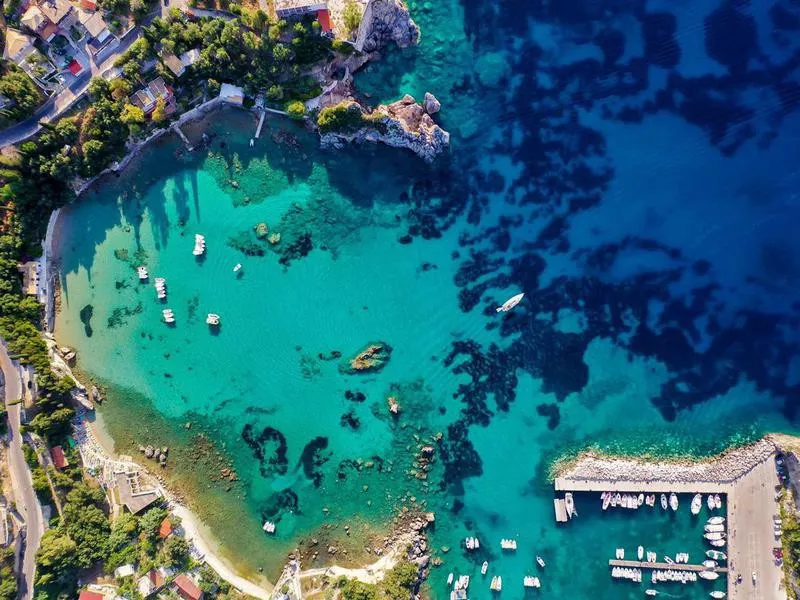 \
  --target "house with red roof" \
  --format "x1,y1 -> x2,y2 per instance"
158,517 -> 172,539
172,574 -> 203,600
67,59 -> 84,76
316,8 -> 332,33
78,590 -> 105,600
50,445 -> 68,469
